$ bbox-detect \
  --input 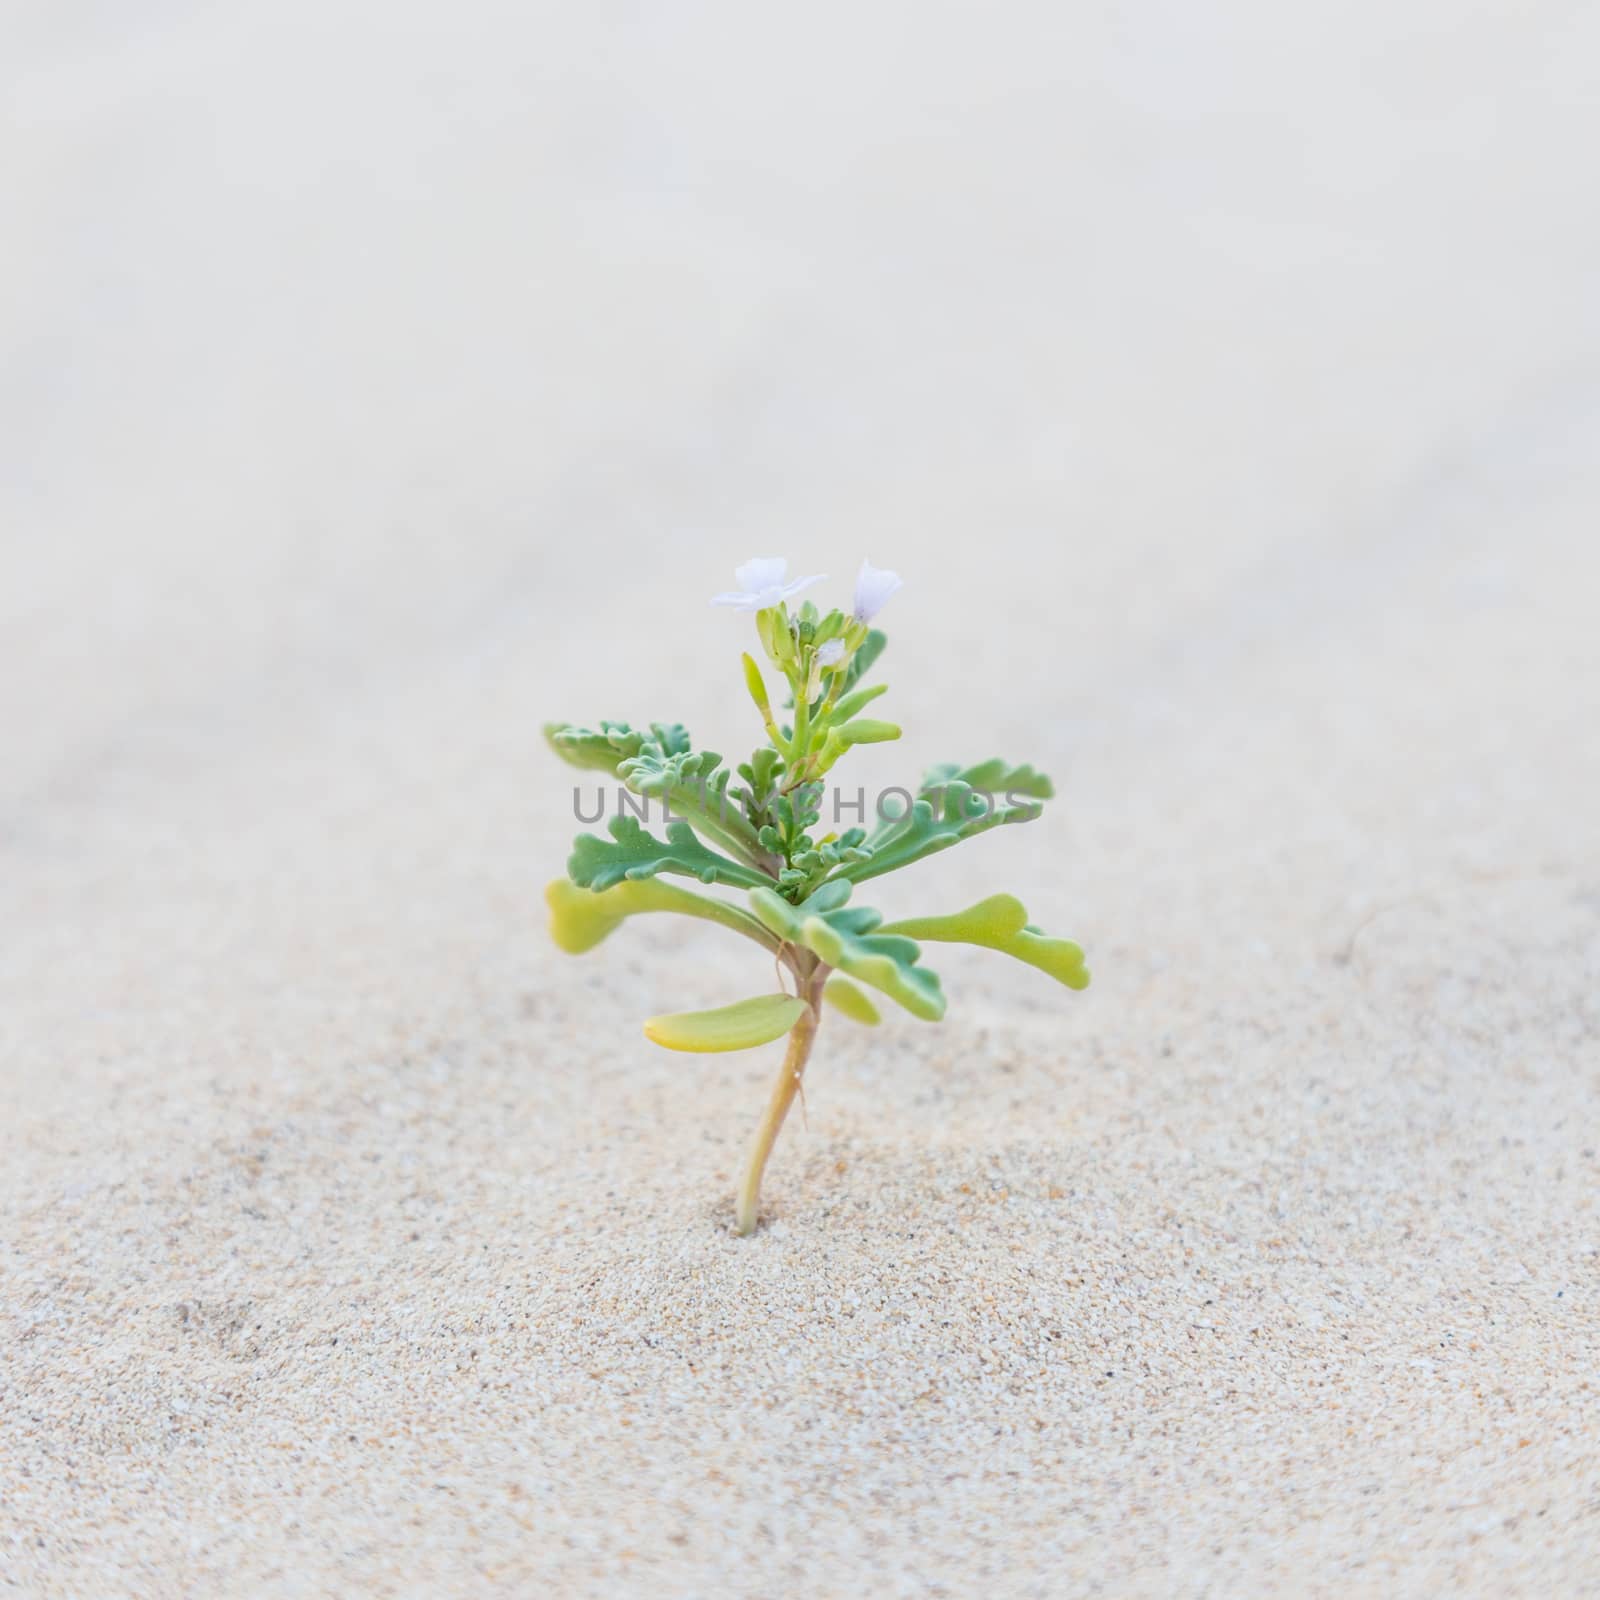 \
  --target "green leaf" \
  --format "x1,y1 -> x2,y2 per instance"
756,785 -> 824,865
836,780 -> 1045,886
545,720 -> 690,776
831,717 -> 901,747
643,993 -> 809,1053
748,883 -> 945,1021
779,828 -> 873,894
547,722 -> 765,864
616,737 -> 767,866
755,605 -> 798,670
919,758 -> 1054,802
812,608 -> 848,647
546,878 -> 779,955
617,742 -> 732,817
822,975 -> 881,1025
742,652 -> 776,726
736,747 -> 784,811
810,717 -> 901,779
879,894 -> 1090,991
568,815 -> 770,893
824,682 -> 888,726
